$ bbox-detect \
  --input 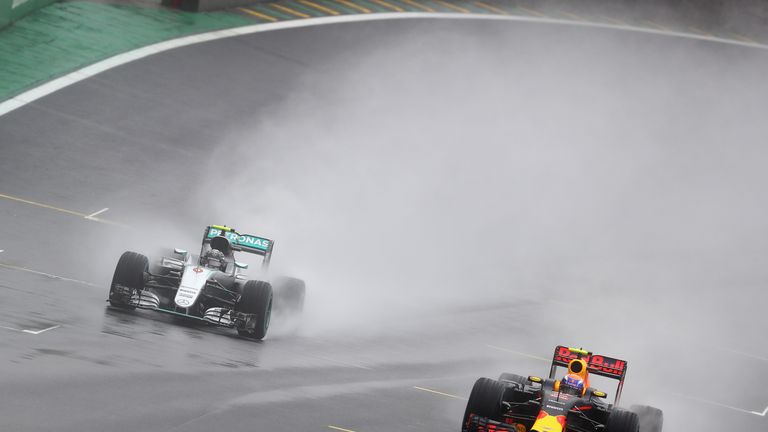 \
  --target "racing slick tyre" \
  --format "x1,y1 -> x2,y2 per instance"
498,373 -> 528,389
463,378 -> 505,430
108,251 -> 148,310
606,408 -> 640,432
273,276 -> 306,313
236,280 -> 273,340
630,405 -> 663,432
